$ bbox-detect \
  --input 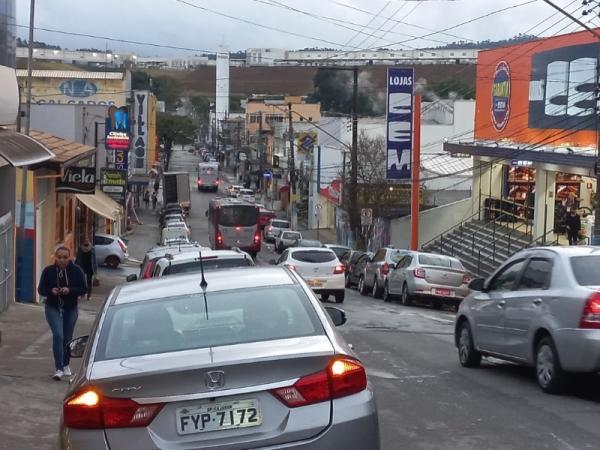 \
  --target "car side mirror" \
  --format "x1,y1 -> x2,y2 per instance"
269,259 -> 277,265
68,335 -> 89,358
325,306 -> 347,327
126,274 -> 138,282
468,278 -> 486,292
